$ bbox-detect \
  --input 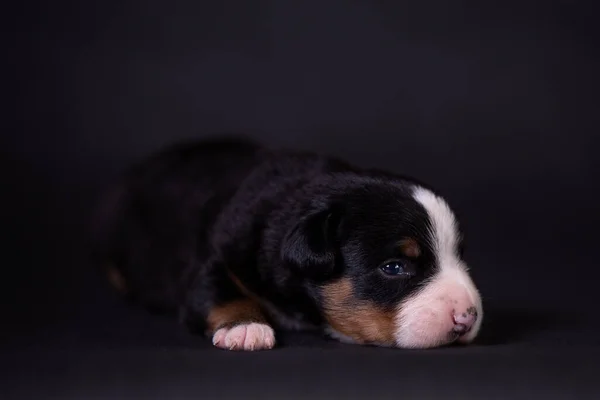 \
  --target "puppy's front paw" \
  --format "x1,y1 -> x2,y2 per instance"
212,322 -> 276,351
